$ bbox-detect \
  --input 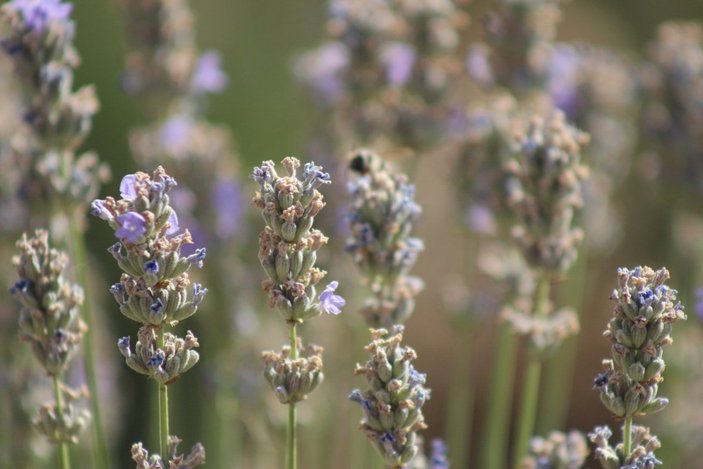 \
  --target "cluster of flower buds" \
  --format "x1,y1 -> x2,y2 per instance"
132,436 -> 206,469
479,0 -> 566,91
120,0 -> 227,107
346,150 -> 424,328
92,167 -> 207,383
504,111 -> 589,274
261,342 -> 324,404
295,0 -> 466,149
520,430 -> 588,469
640,21 -> 703,197
349,326 -> 430,468
11,230 -> 85,374
589,425 -> 662,469
252,156 -> 344,323
594,266 -> 686,419
0,0 -> 108,210
502,298 -> 579,353
10,229 -> 90,443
